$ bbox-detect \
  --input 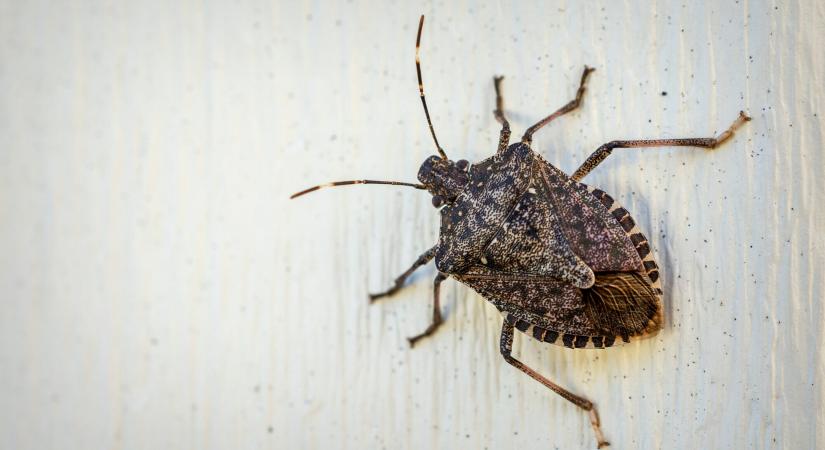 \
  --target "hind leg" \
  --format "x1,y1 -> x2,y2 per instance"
571,111 -> 751,181
499,320 -> 609,448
